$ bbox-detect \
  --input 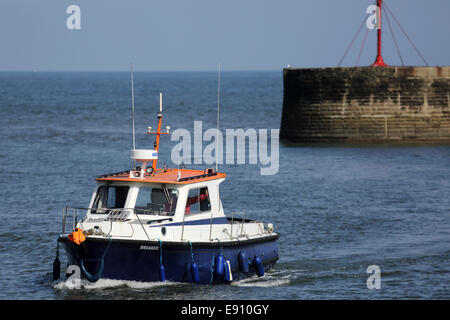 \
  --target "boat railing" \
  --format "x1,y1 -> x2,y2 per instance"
61,206 -> 175,233
61,206 -> 160,242
61,206 -> 81,234
224,212 -> 266,239
61,206 -> 135,234
61,207 -> 270,241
